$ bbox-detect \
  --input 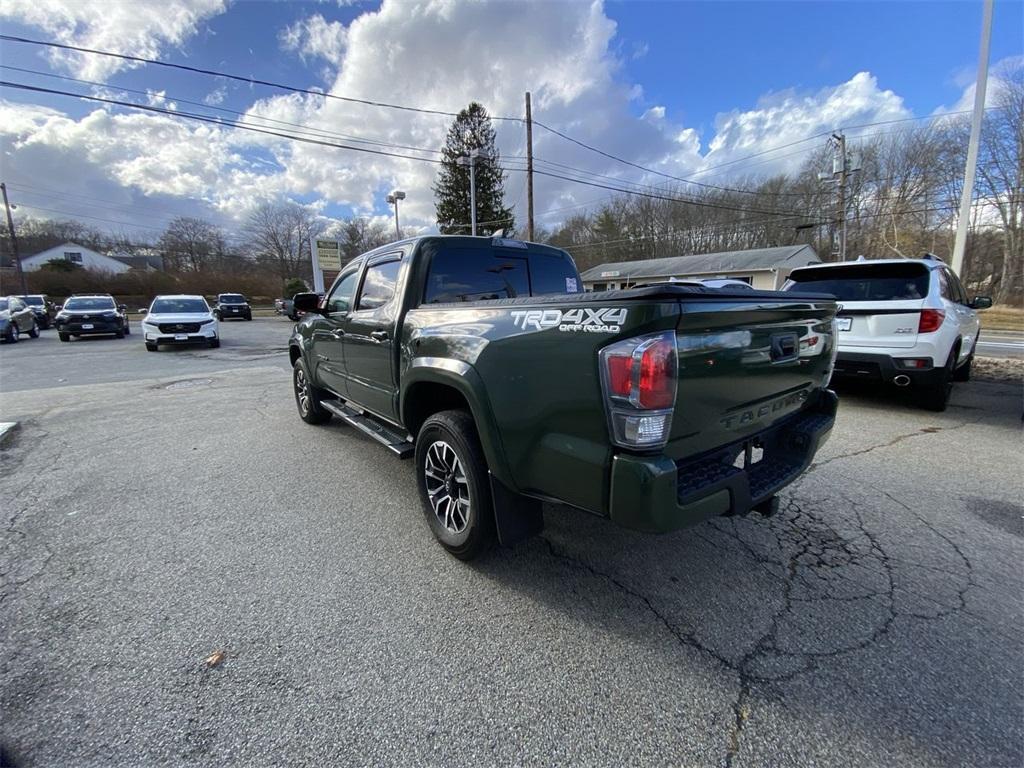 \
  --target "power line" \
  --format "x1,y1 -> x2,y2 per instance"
0,64 -> 454,158
0,33 -> 525,123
